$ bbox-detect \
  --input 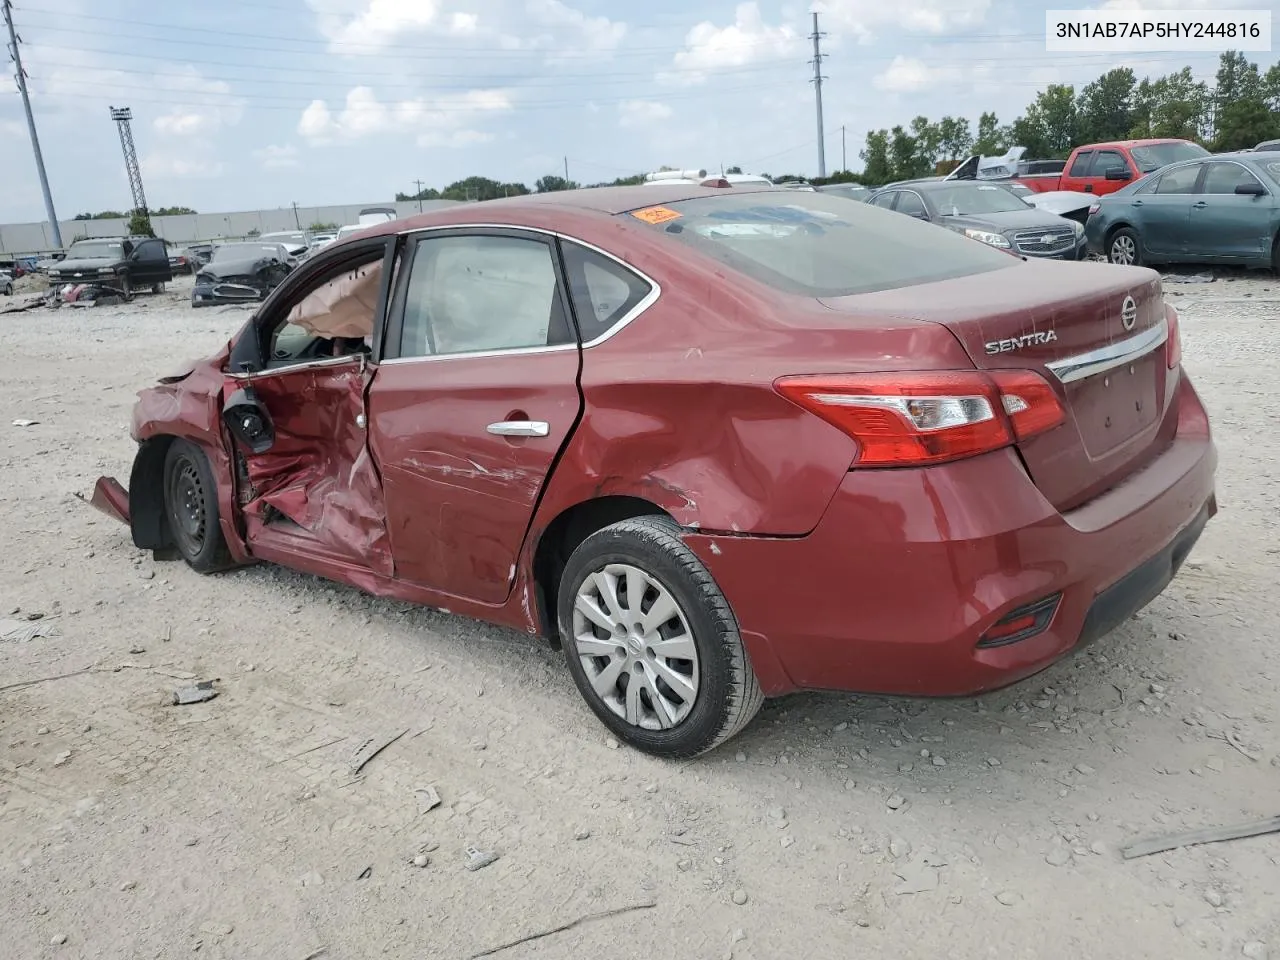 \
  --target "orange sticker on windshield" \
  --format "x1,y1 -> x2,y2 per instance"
631,206 -> 682,225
